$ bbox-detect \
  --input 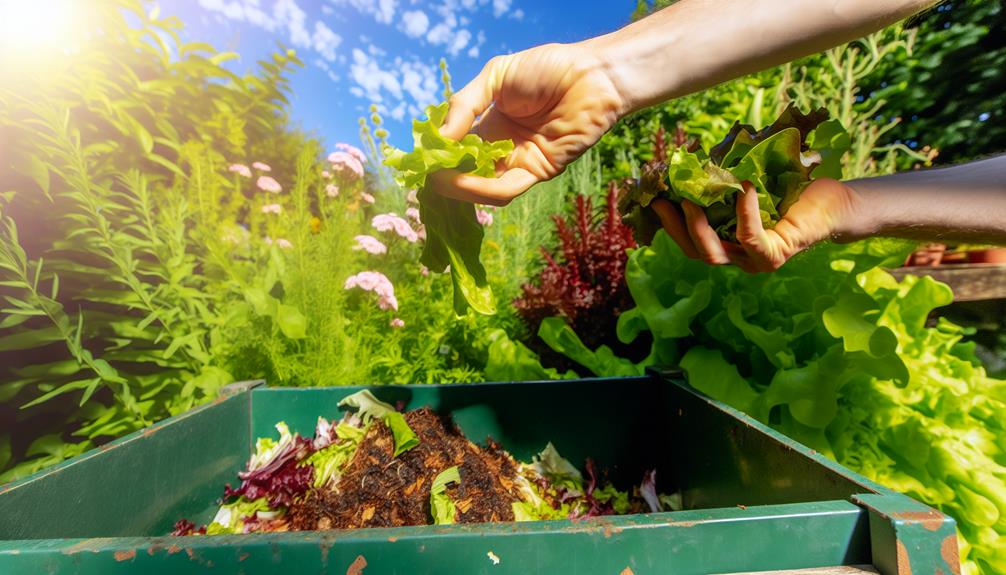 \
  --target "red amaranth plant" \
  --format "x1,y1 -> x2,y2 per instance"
514,182 -> 638,368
